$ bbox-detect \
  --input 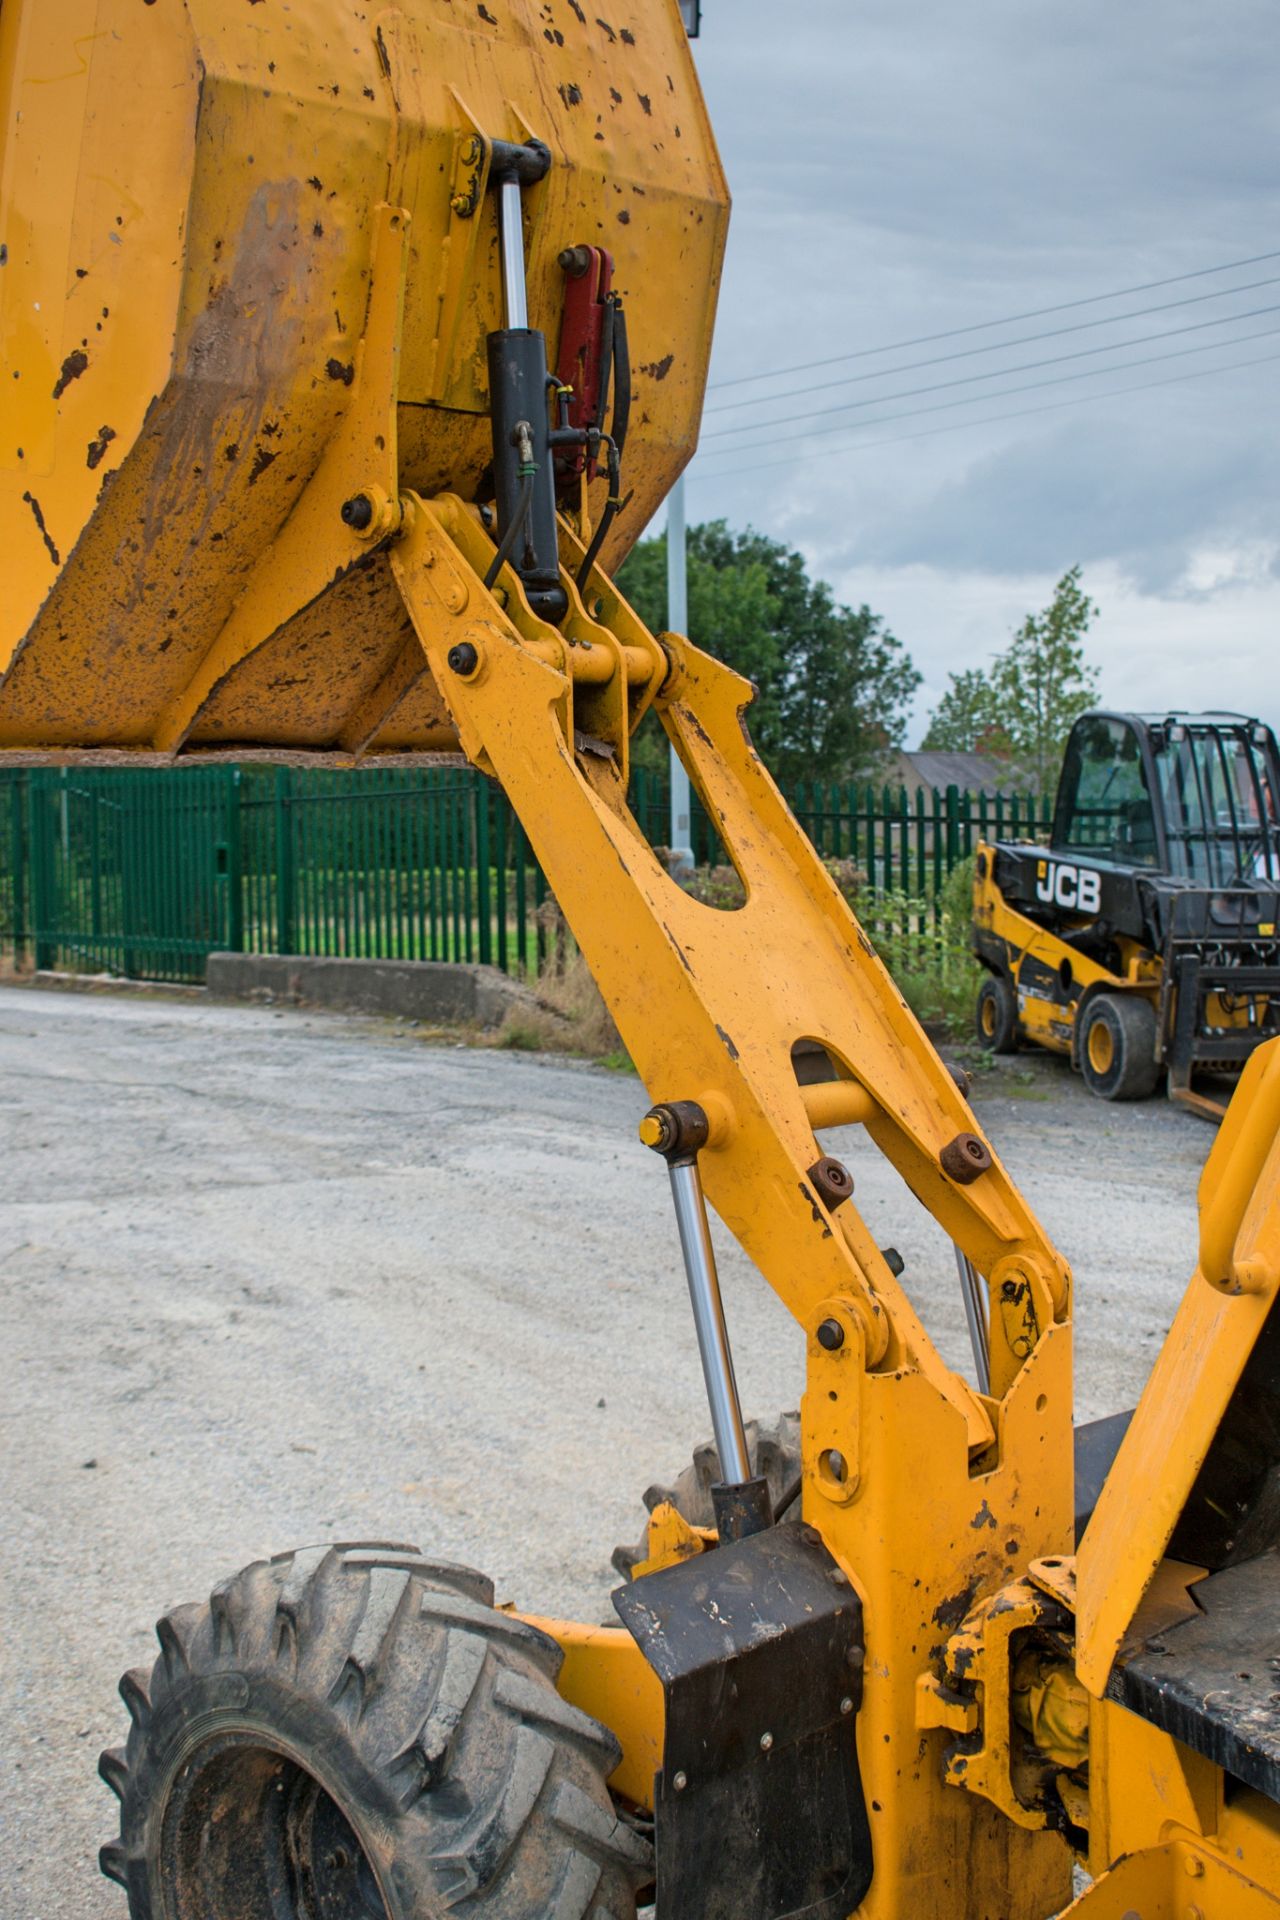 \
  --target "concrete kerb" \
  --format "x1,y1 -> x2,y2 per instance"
205,953 -> 538,1031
